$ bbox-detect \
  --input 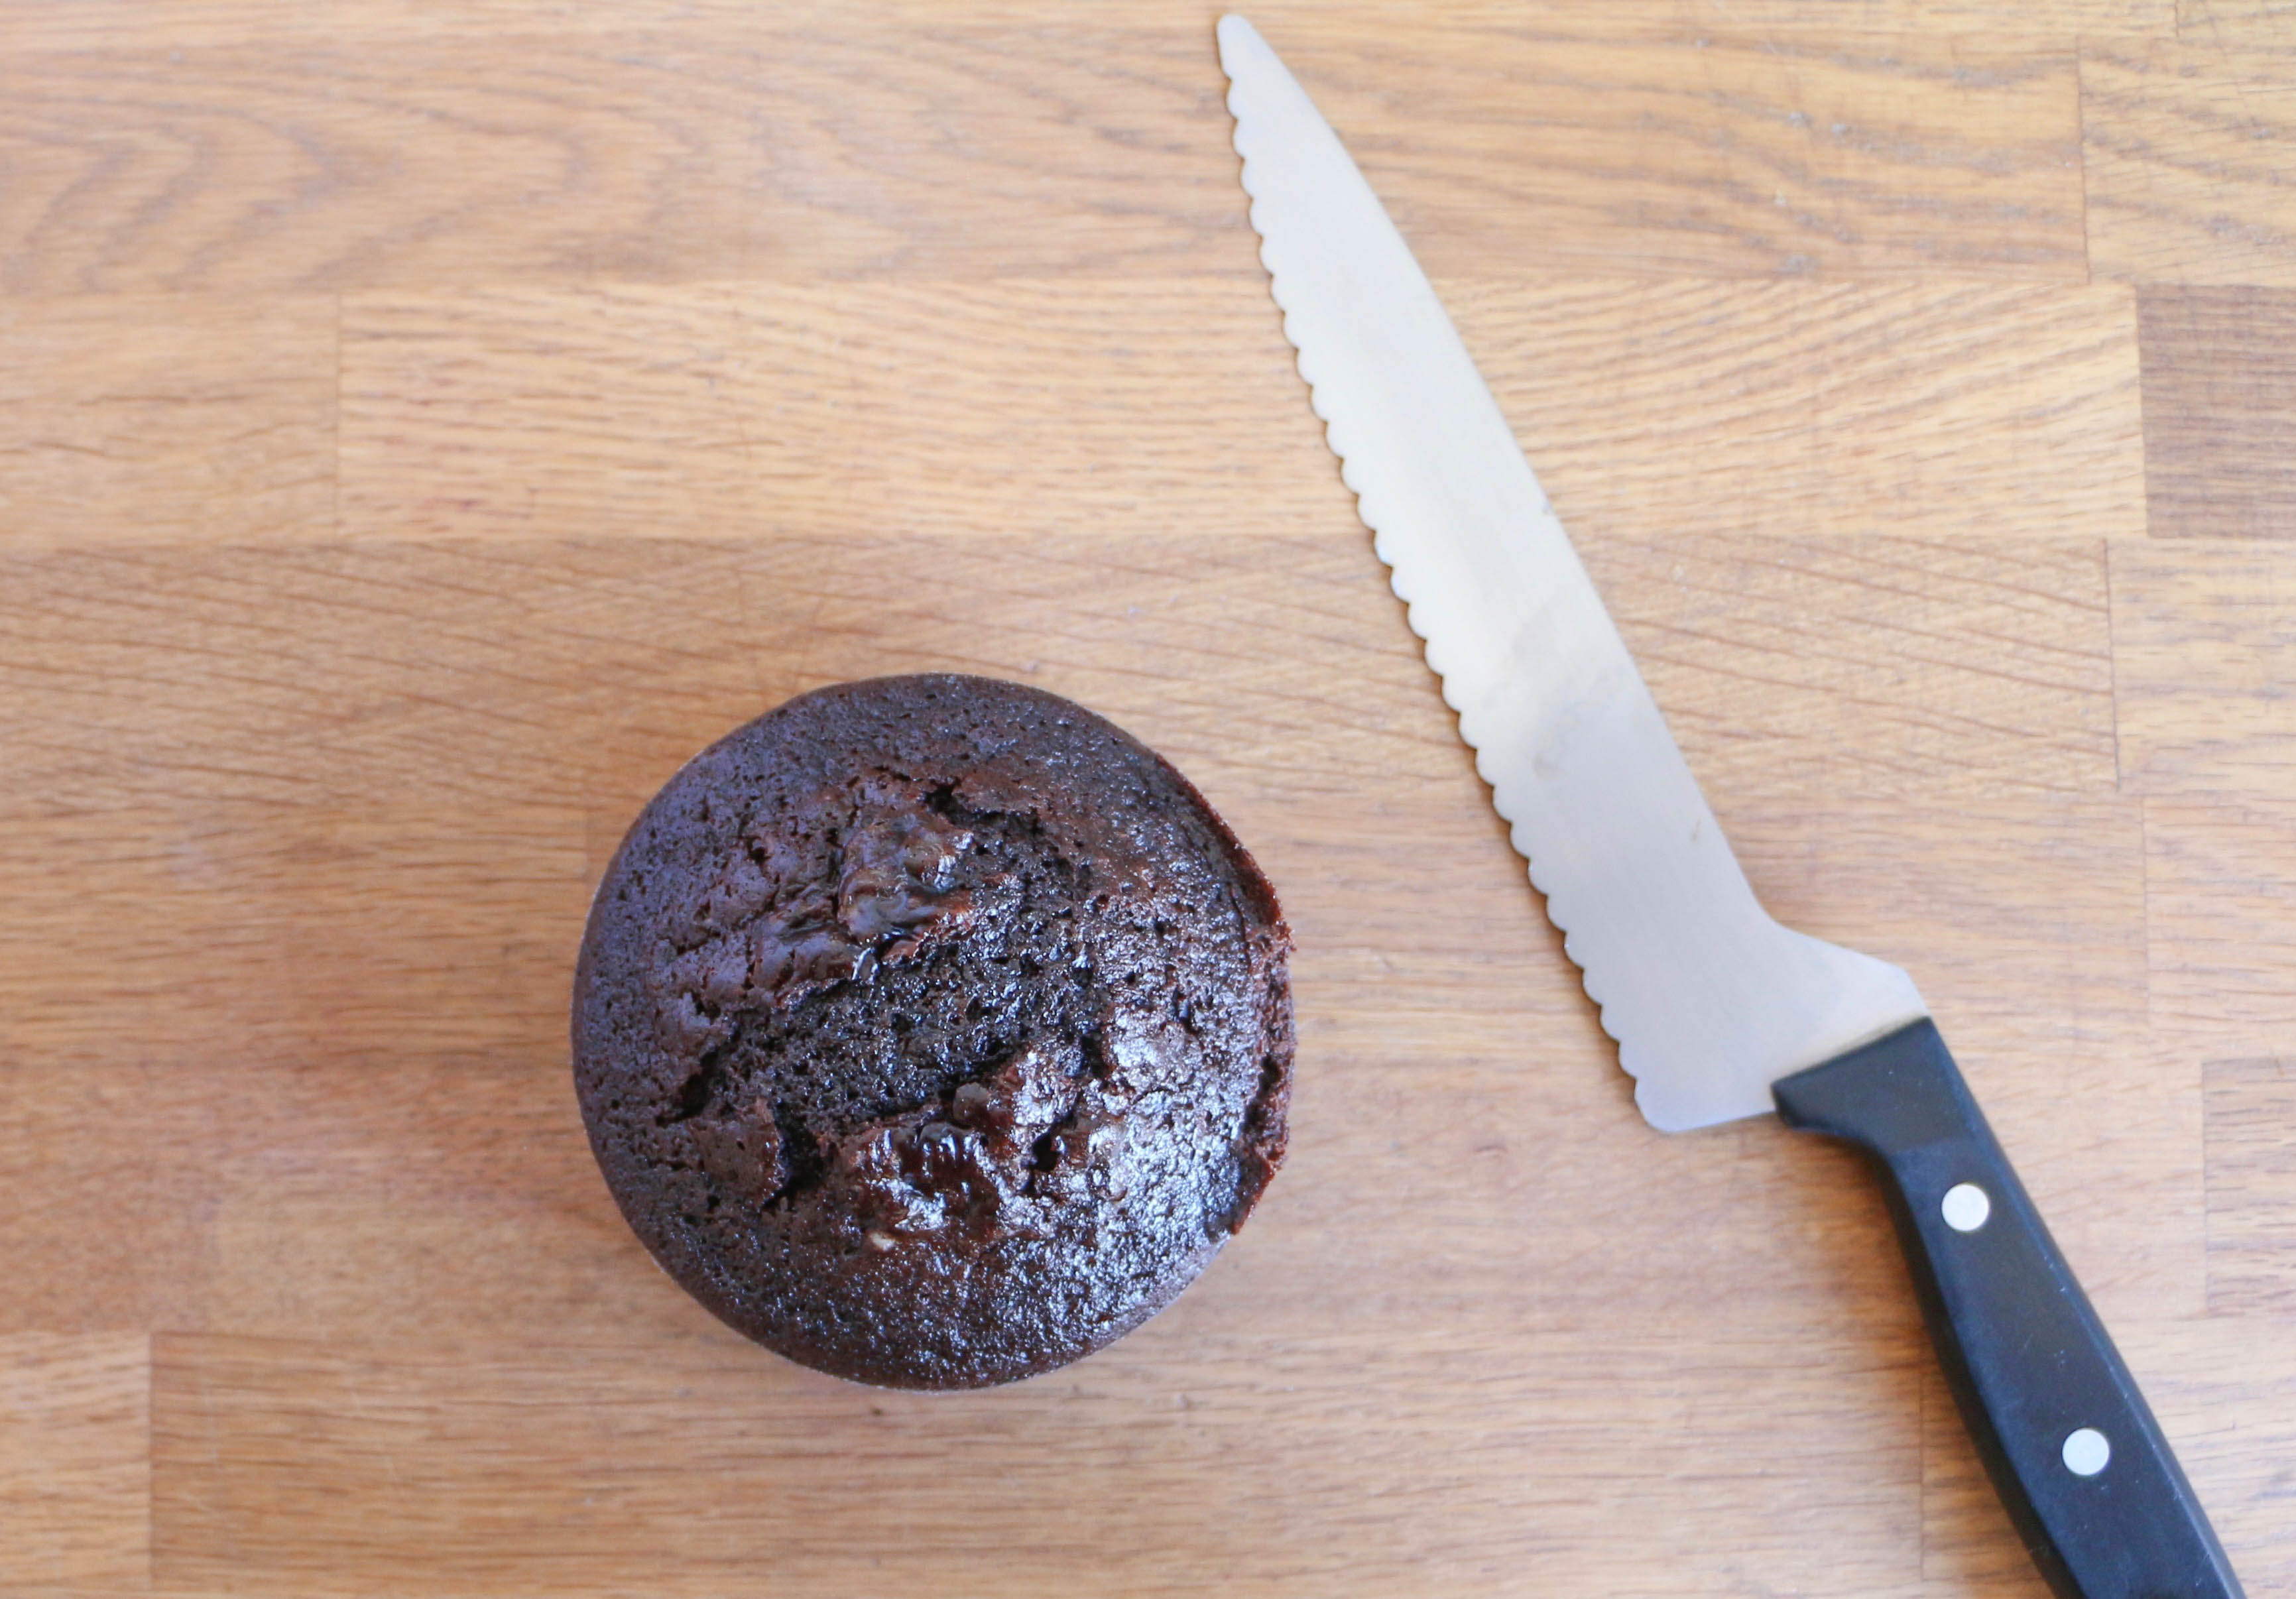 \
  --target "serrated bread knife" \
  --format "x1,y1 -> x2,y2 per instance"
1219,17 -> 2243,1598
